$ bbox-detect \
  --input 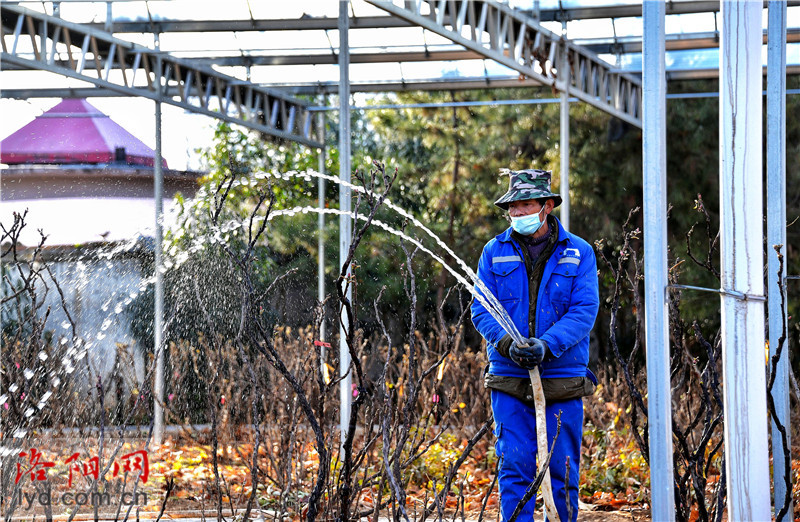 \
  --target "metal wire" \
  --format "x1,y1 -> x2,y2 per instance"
667,284 -> 767,302
307,89 -> 800,111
